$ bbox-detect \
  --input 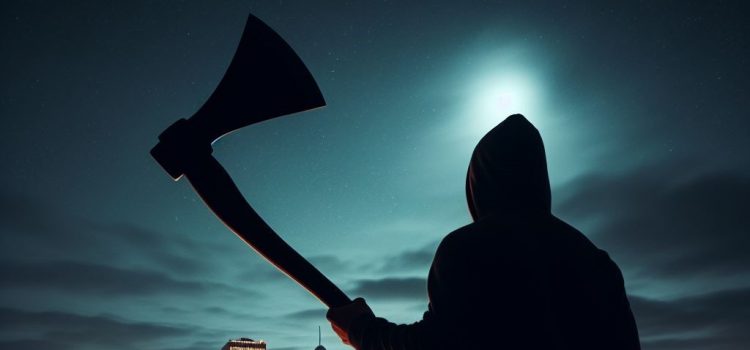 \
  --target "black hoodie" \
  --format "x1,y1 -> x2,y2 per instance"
348,114 -> 640,350
466,113 -> 551,219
